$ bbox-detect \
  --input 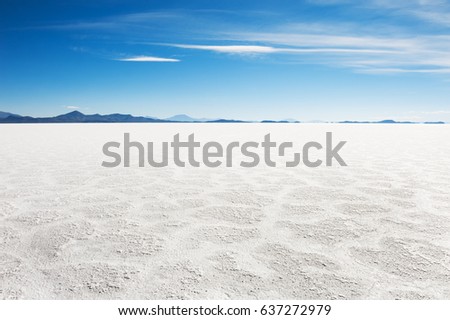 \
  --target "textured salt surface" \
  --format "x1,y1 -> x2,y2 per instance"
0,124 -> 449,299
